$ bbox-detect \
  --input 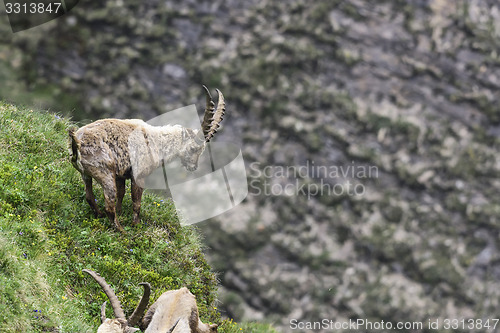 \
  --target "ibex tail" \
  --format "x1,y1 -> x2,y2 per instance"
68,126 -> 83,173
